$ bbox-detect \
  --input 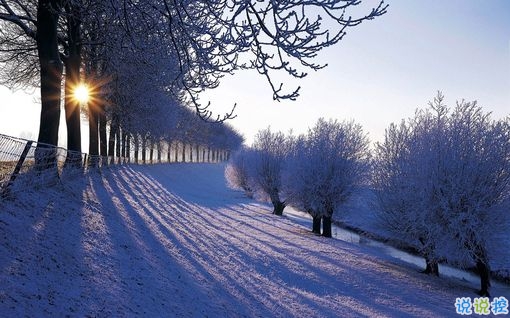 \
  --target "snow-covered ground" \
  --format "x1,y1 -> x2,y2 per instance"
1,163 -> 508,317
